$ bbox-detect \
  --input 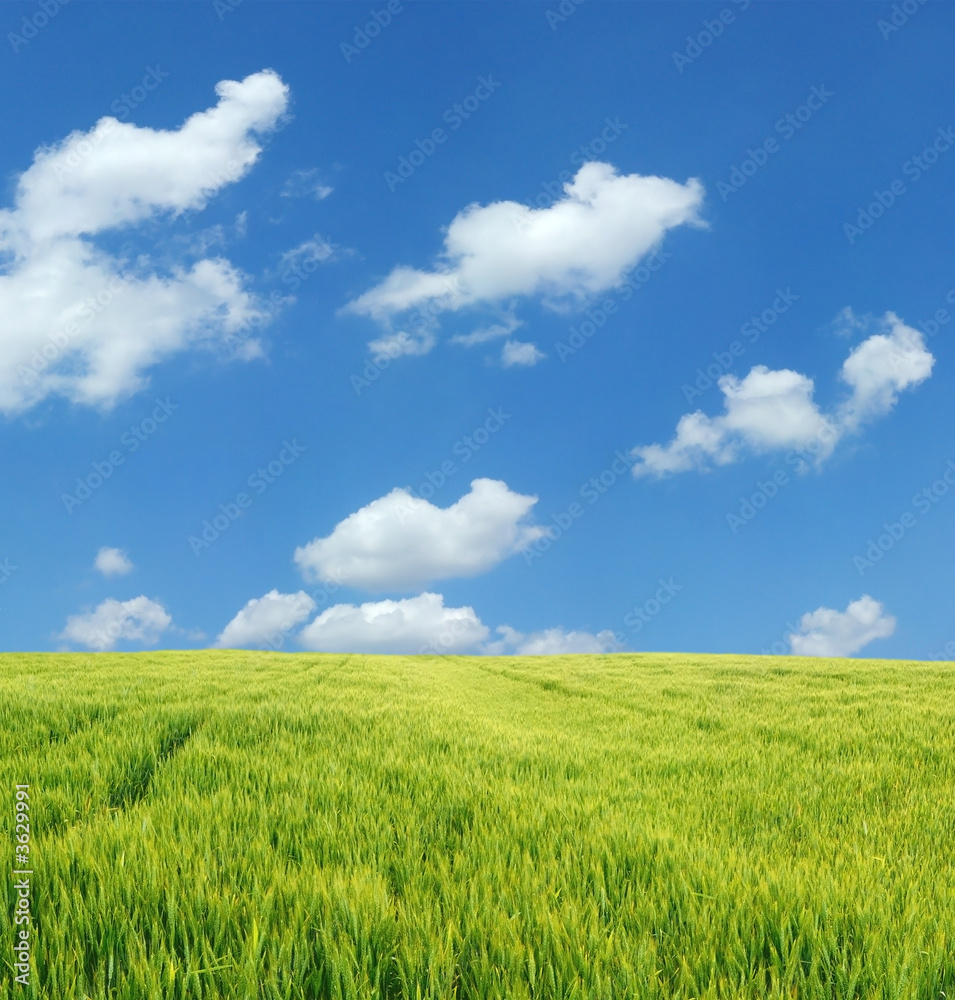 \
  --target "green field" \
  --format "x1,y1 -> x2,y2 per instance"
2,652 -> 953,999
